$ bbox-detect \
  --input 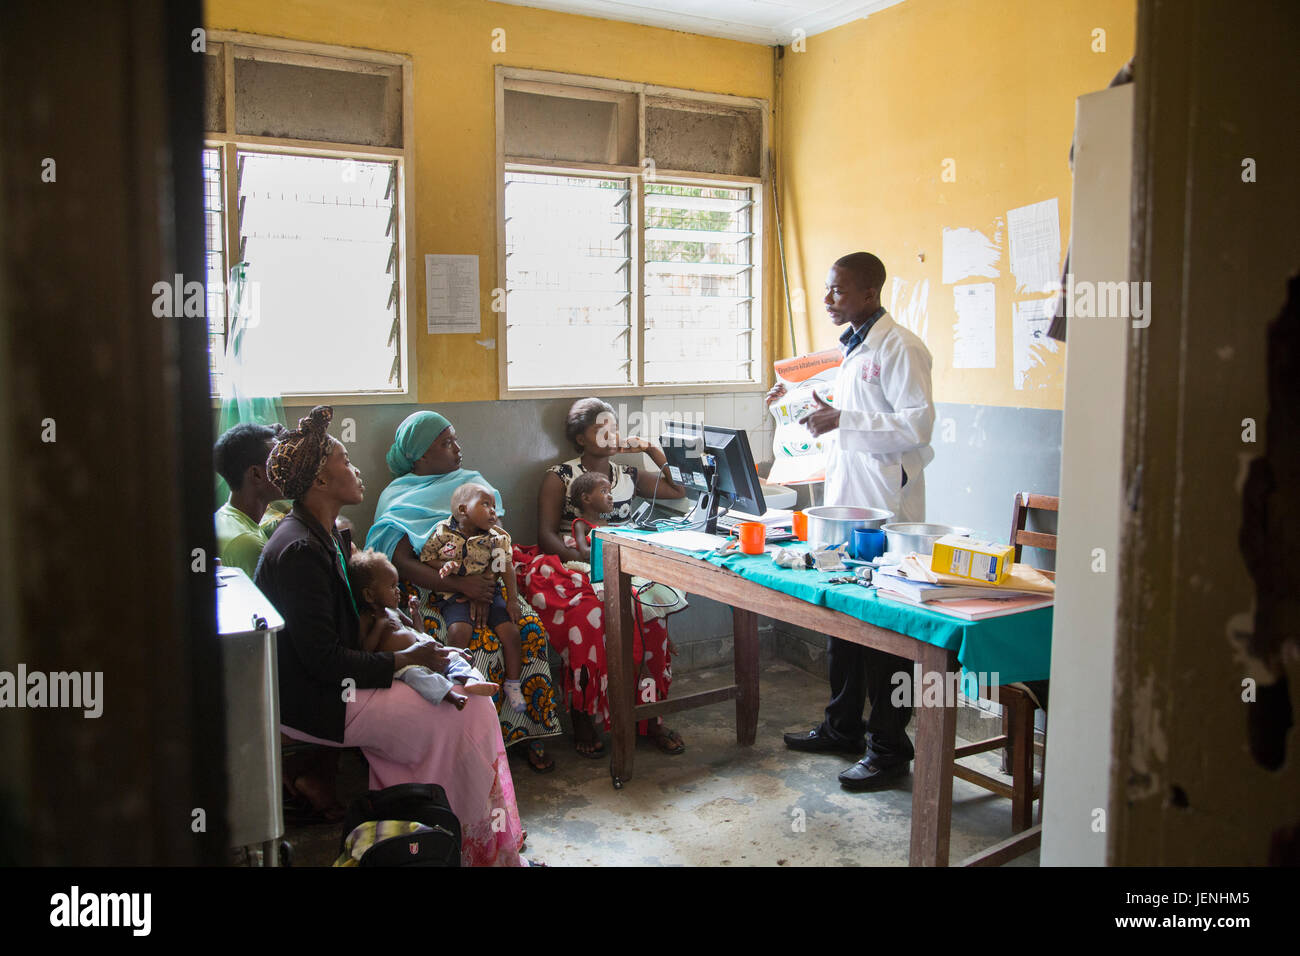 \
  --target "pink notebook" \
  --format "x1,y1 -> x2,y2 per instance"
876,588 -> 1054,621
